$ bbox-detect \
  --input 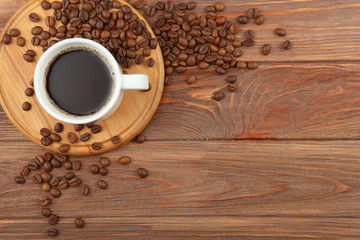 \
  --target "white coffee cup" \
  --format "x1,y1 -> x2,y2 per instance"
34,38 -> 149,124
